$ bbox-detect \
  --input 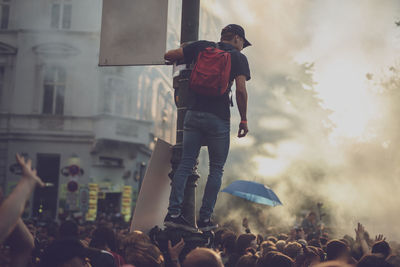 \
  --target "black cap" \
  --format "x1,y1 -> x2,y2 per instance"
221,24 -> 252,48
